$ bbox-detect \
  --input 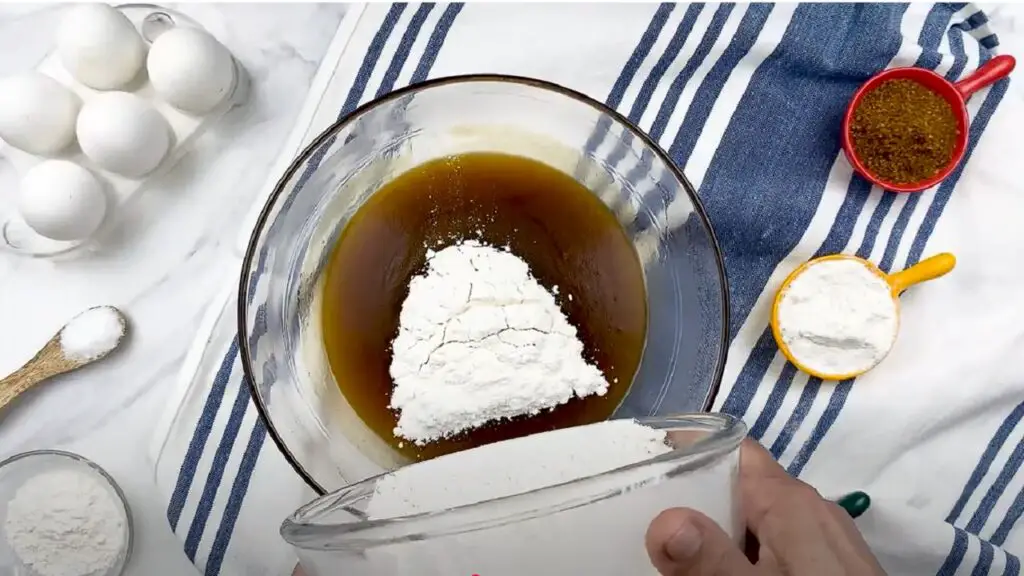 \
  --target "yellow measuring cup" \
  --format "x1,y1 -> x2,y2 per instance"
770,252 -> 956,380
